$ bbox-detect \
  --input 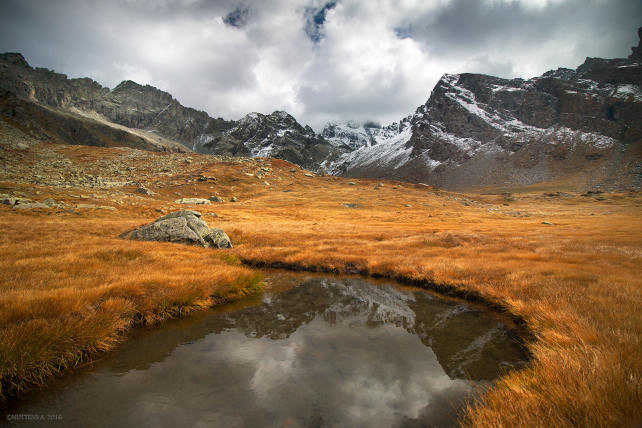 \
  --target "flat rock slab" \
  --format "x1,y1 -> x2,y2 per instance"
120,210 -> 232,248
